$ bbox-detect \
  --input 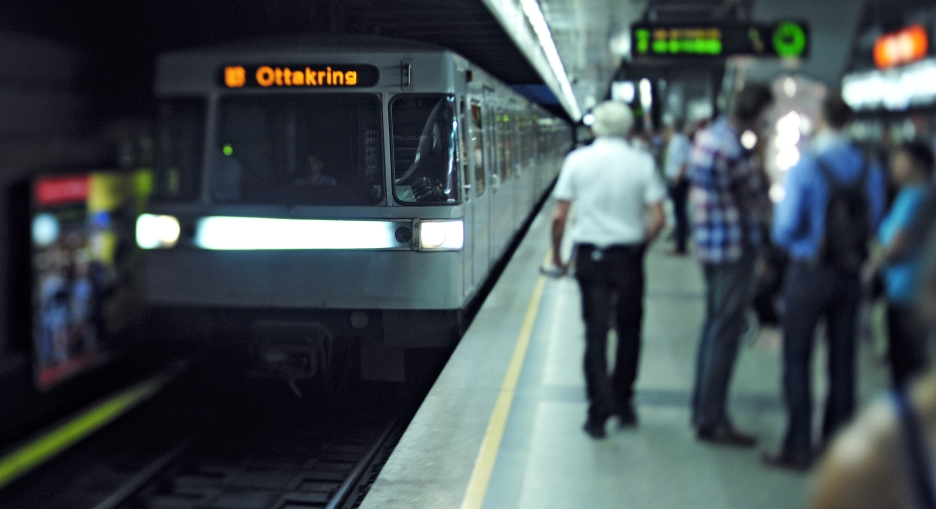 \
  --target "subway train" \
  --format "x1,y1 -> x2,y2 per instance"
135,36 -> 572,390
